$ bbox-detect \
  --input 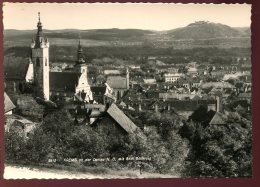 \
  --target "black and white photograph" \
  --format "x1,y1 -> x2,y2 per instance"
3,3 -> 252,179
